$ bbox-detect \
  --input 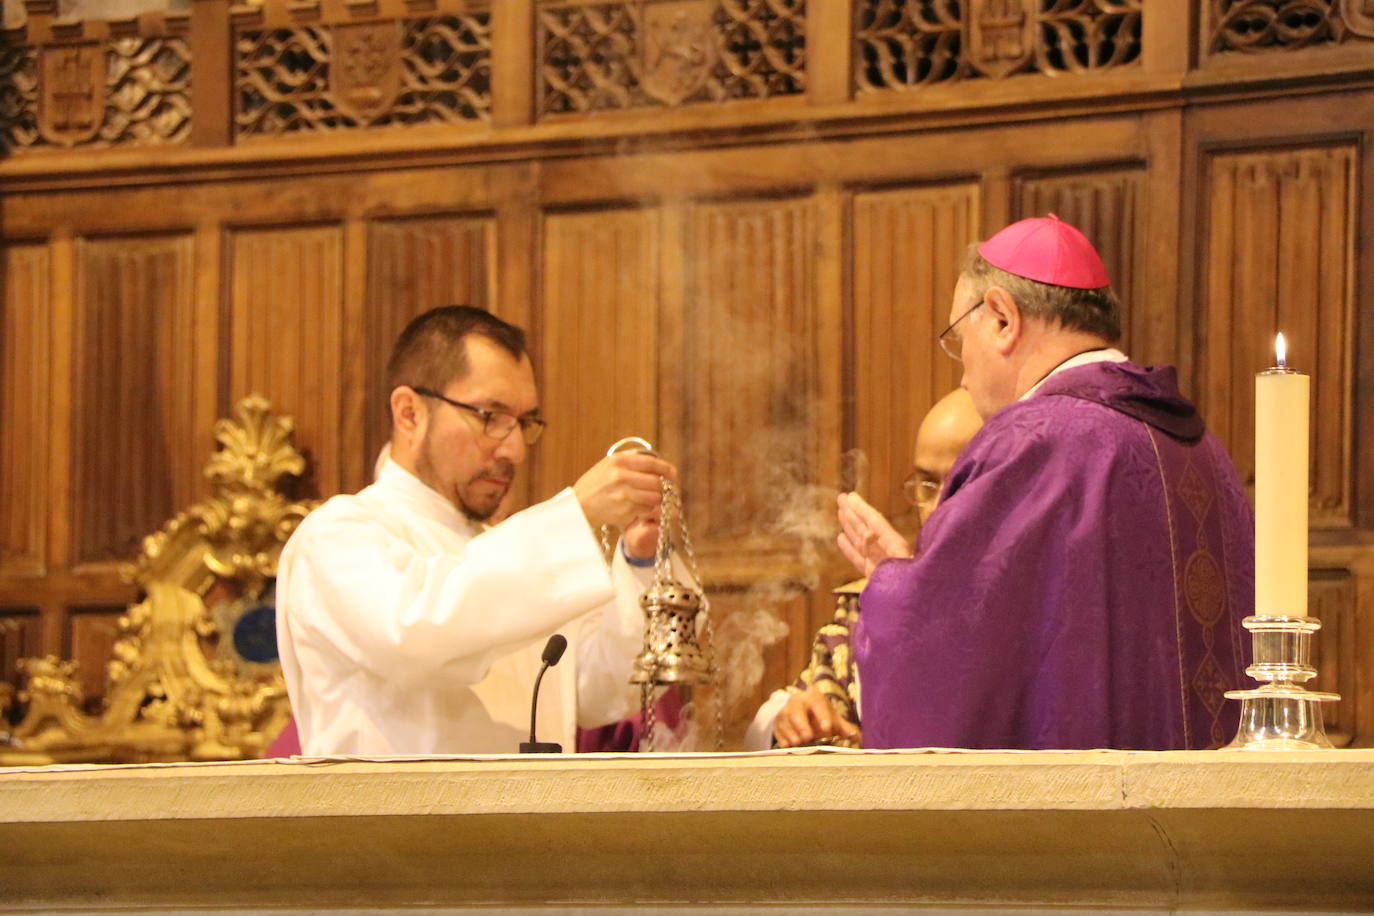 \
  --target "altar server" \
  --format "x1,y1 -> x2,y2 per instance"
849,216 -> 1254,750
277,306 -> 673,756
